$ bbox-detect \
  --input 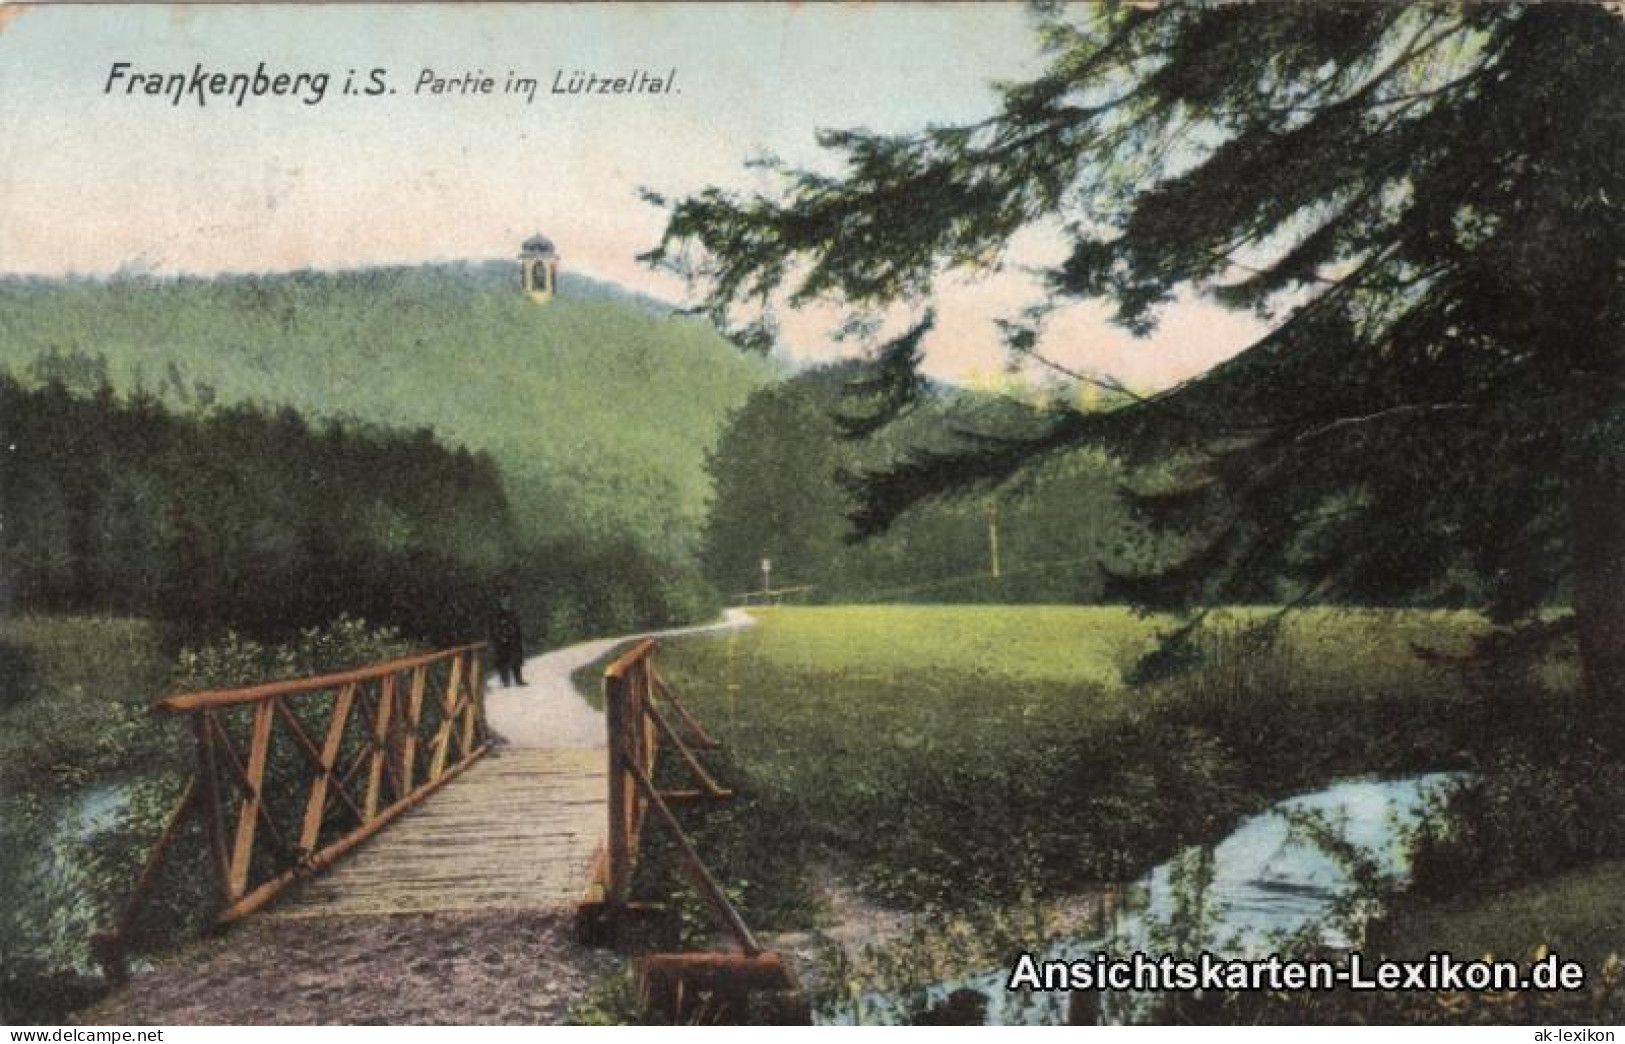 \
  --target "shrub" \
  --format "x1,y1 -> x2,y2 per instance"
1409,750 -> 1625,899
